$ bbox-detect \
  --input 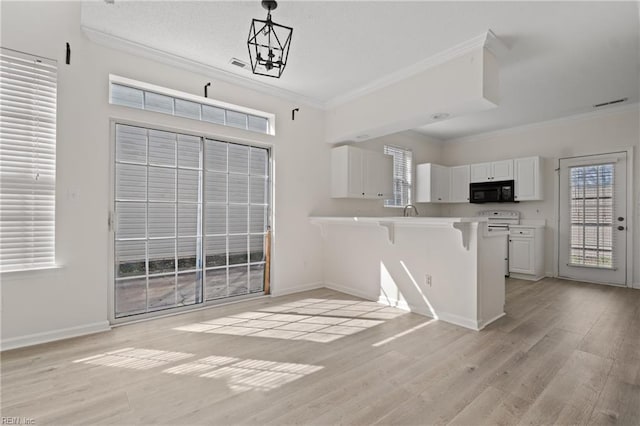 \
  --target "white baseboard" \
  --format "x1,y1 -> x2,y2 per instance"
477,312 -> 506,330
323,282 -> 376,301
270,281 -> 324,297
1,321 -> 111,352
633,282 -> 640,290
